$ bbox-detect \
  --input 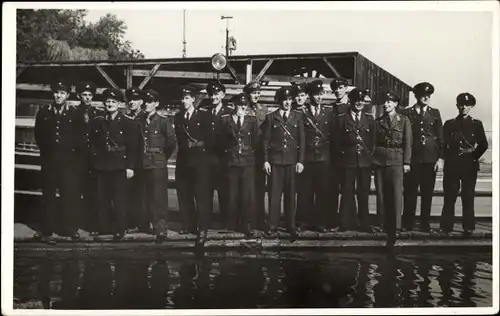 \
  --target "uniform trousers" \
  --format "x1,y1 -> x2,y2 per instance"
403,163 -> 437,230
128,170 -> 146,229
268,164 -> 297,231
40,161 -> 82,236
374,166 -> 403,237
96,170 -> 128,234
297,161 -> 330,228
142,168 -> 169,234
339,167 -> 372,229
81,169 -> 98,232
226,165 -> 255,231
254,158 -> 268,230
440,159 -> 478,232
176,164 -> 212,232
209,159 -> 228,226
